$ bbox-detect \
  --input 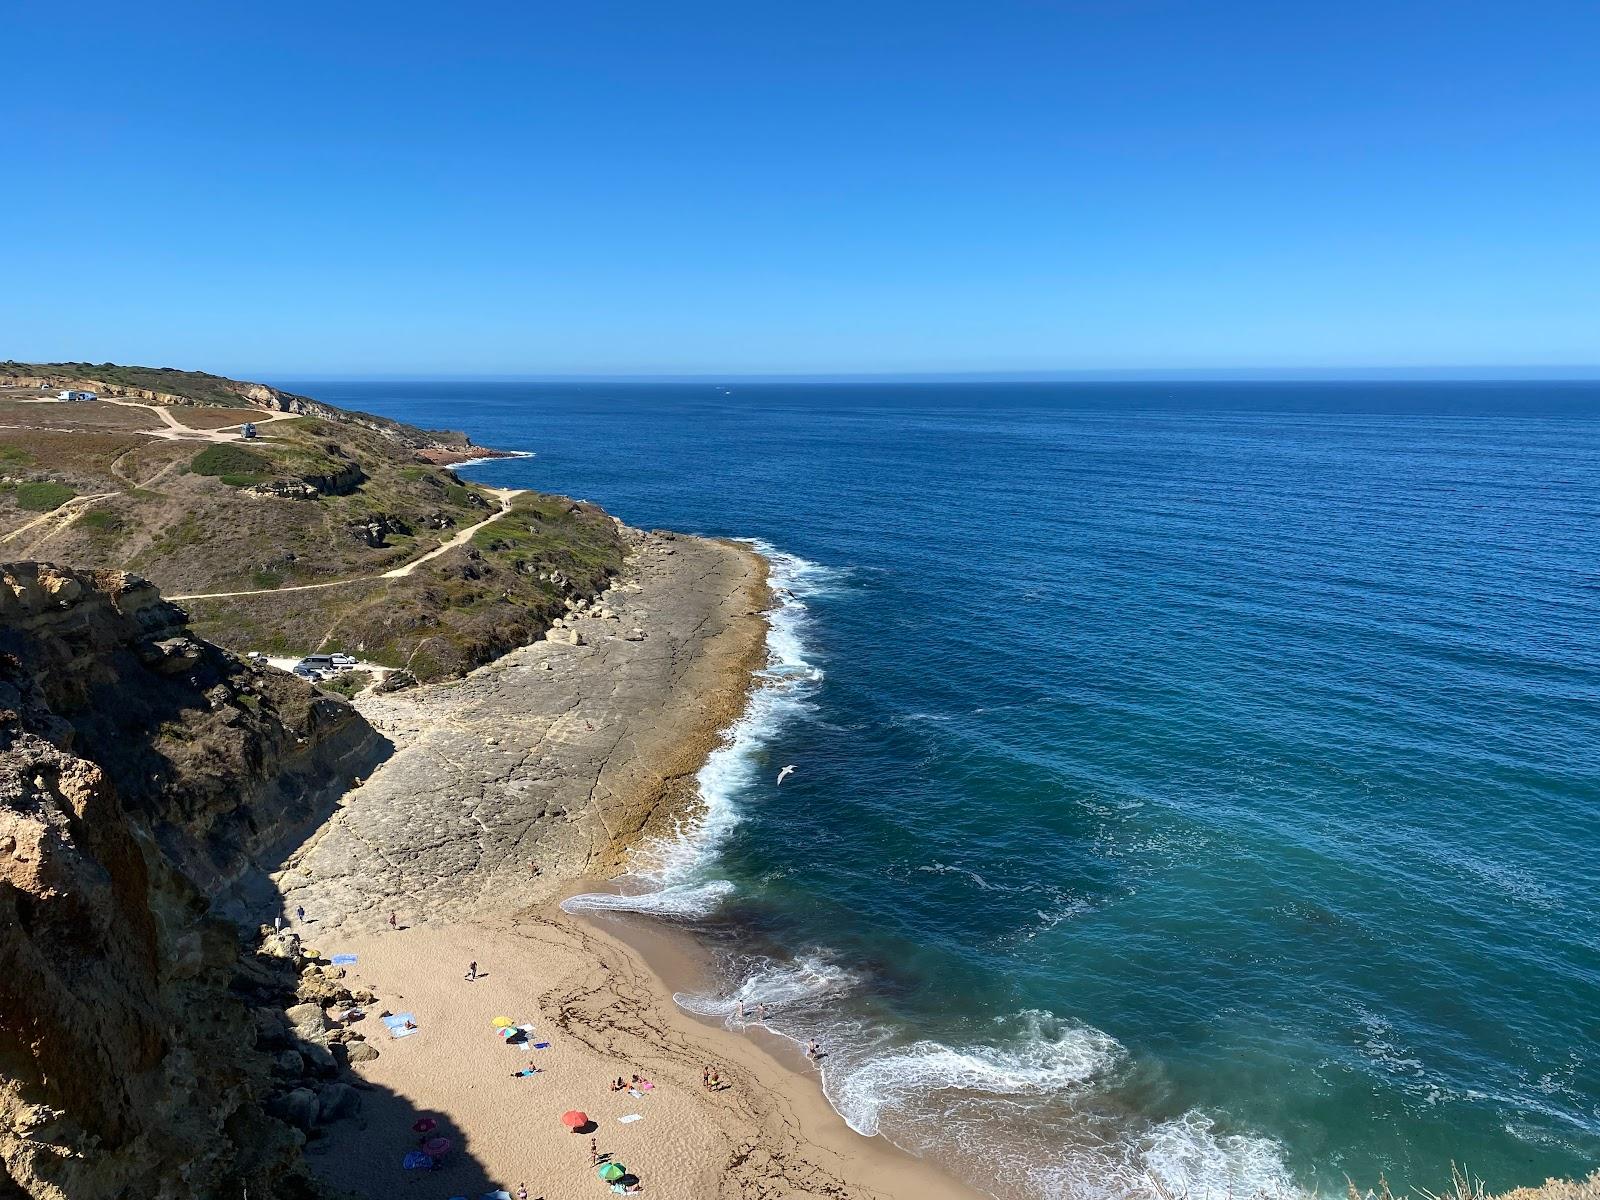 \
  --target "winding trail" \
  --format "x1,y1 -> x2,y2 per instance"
0,492 -> 120,550
167,488 -> 523,601
380,487 -> 520,578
